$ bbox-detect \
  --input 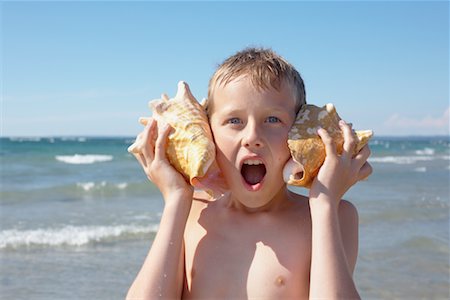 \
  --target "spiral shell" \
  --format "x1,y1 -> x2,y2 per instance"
283,103 -> 373,188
